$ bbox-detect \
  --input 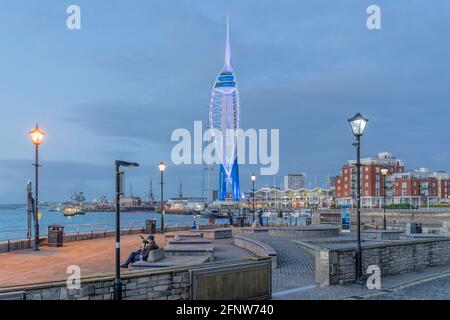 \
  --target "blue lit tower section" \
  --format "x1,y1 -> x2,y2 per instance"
209,15 -> 240,201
